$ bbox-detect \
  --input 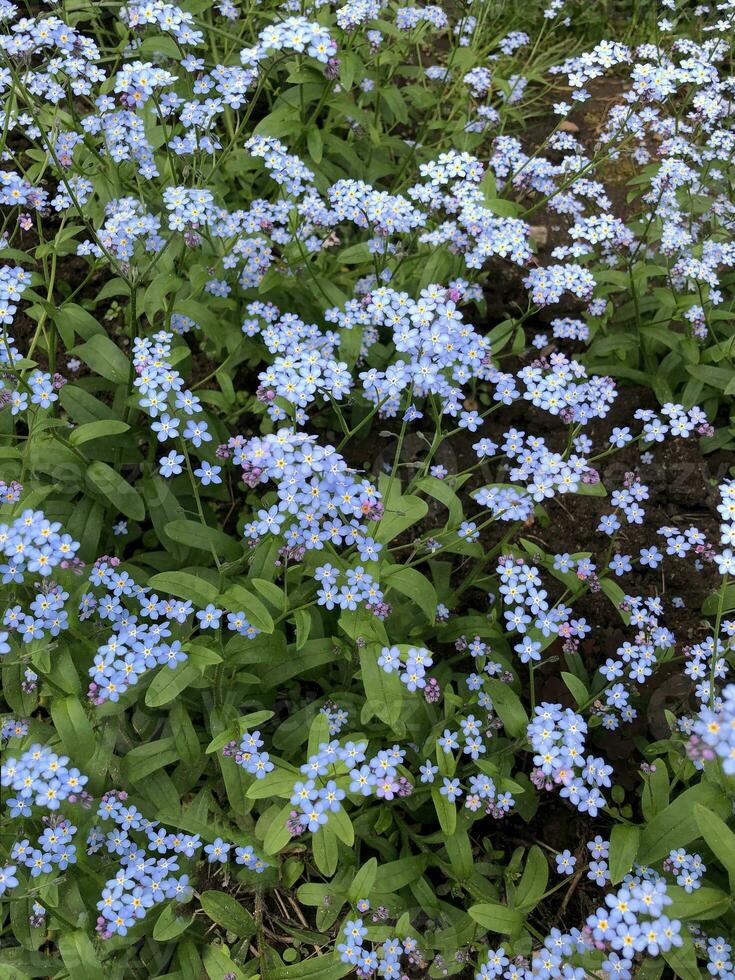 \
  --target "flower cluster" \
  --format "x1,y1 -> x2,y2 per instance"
1,511 -> 79,651
337,908 -> 422,975
528,704 -> 609,816
314,563 -> 384,615
2,744 -> 89,820
3,0 -> 735,974
665,848 -> 705,893
230,429 -> 383,568
692,684 -> 735,775
476,873 -> 682,979
378,645 -> 434,692
90,790 -> 265,937
82,559 -> 196,704
232,729 -> 274,780
286,739 -> 411,836
243,17 -> 337,66
120,2 -> 202,45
